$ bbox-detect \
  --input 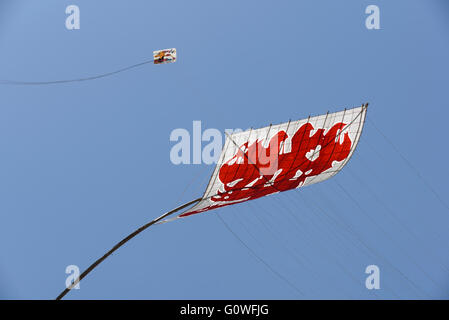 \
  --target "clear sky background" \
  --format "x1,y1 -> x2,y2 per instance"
0,0 -> 448,299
